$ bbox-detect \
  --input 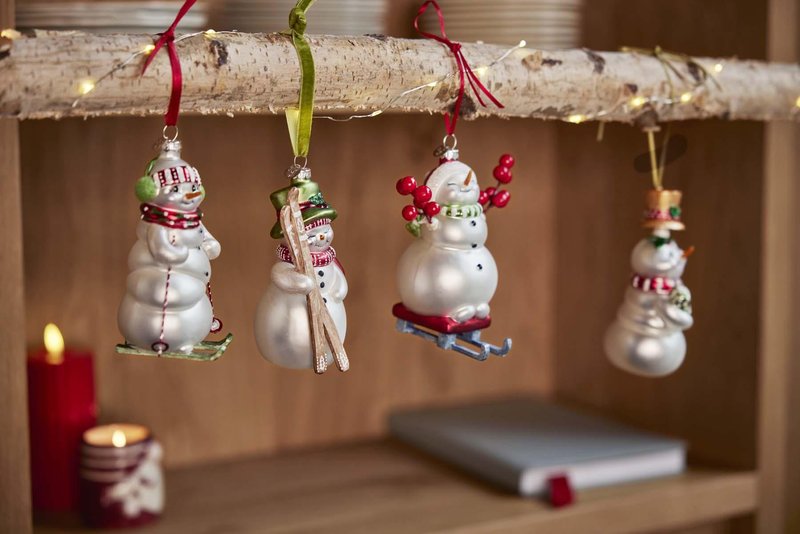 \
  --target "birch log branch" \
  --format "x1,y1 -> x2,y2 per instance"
0,31 -> 798,122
